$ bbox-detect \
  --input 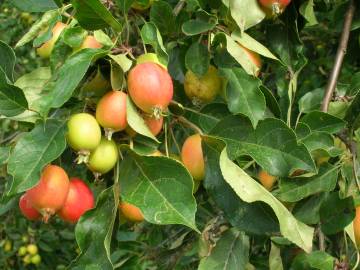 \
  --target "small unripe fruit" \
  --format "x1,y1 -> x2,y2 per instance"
26,165 -> 70,221
76,36 -> 102,51
22,235 -> 29,243
37,22 -> 67,58
31,254 -> 41,265
144,115 -> 163,136
26,244 -> 38,255
18,246 -> 27,256
19,193 -> 41,220
258,169 -> 277,190
67,113 -> 102,154
132,0 -> 154,10
58,178 -> 94,223
137,53 -> 166,69
238,44 -> 262,76
96,91 -> 127,138
128,63 -> 173,116
87,138 -> 118,175
23,254 -> 31,264
4,240 -> 12,252
181,134 -> 205,181
184,65 -> 222,103
258,0 -> 291,15
119,202 -> 144,222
